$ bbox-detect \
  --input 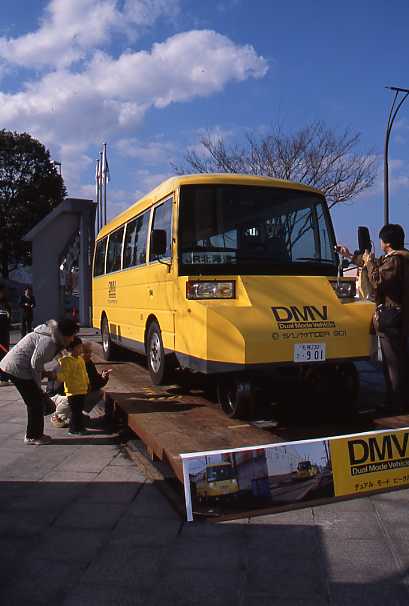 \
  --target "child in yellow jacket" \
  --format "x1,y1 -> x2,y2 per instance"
57,337 -> 90,435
